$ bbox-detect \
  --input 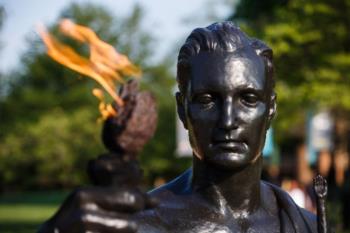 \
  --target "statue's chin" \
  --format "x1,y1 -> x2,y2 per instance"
205,152 -> 252,170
